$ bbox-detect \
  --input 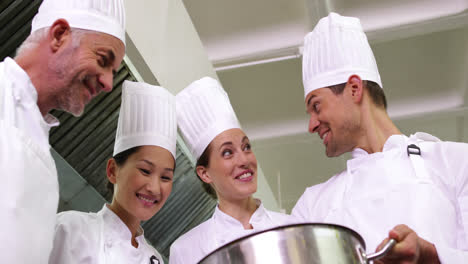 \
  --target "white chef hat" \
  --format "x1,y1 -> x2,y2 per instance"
113,81 -> 176,159
302,12 -> 382,100
176,77 -> 241,160
31,0 -> 126,46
